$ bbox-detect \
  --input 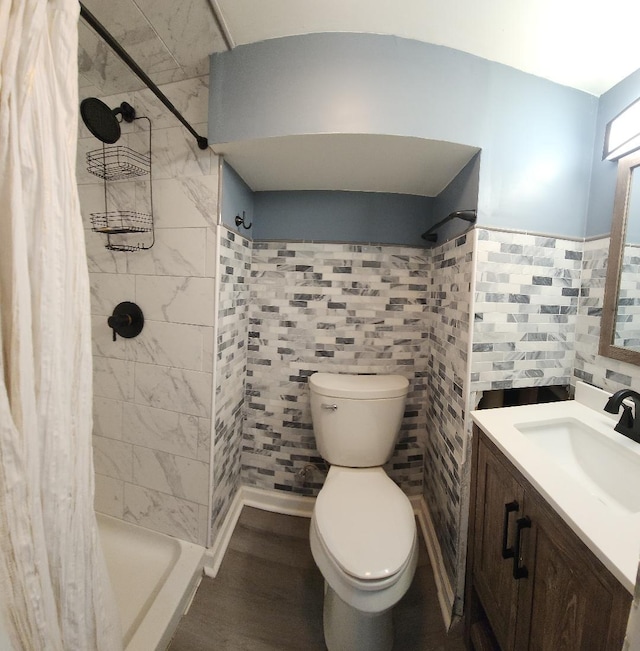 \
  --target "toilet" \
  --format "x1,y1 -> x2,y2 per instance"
308,372 -> 418,651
